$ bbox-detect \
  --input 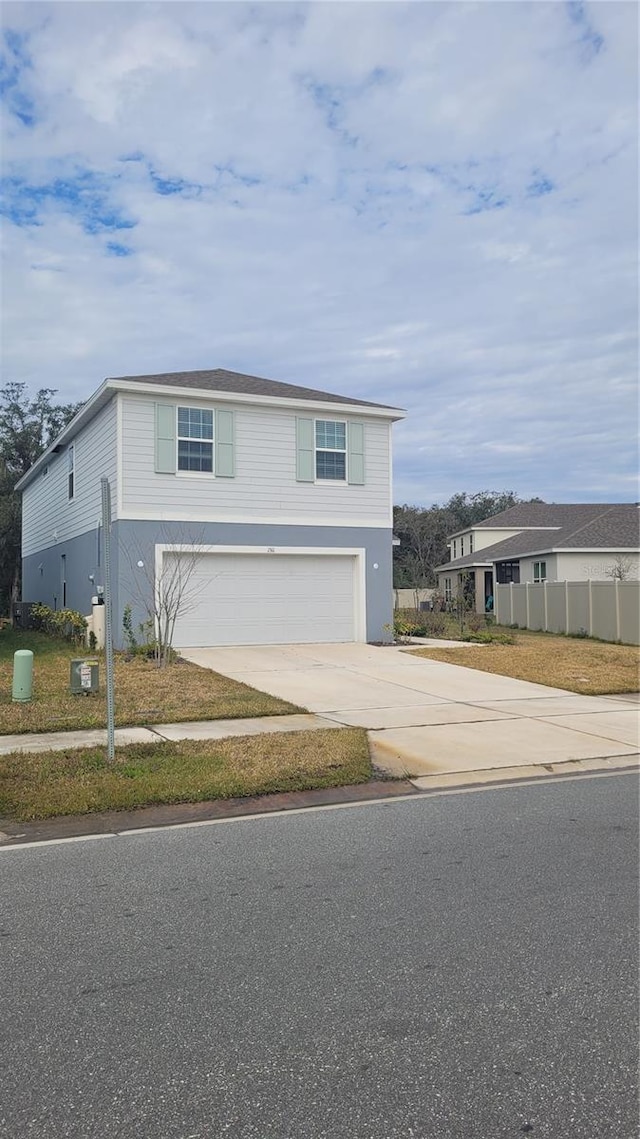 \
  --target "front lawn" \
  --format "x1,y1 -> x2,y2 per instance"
409,627 -> 639,695
0,629 -> 302,735
0,728 -> 372,821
